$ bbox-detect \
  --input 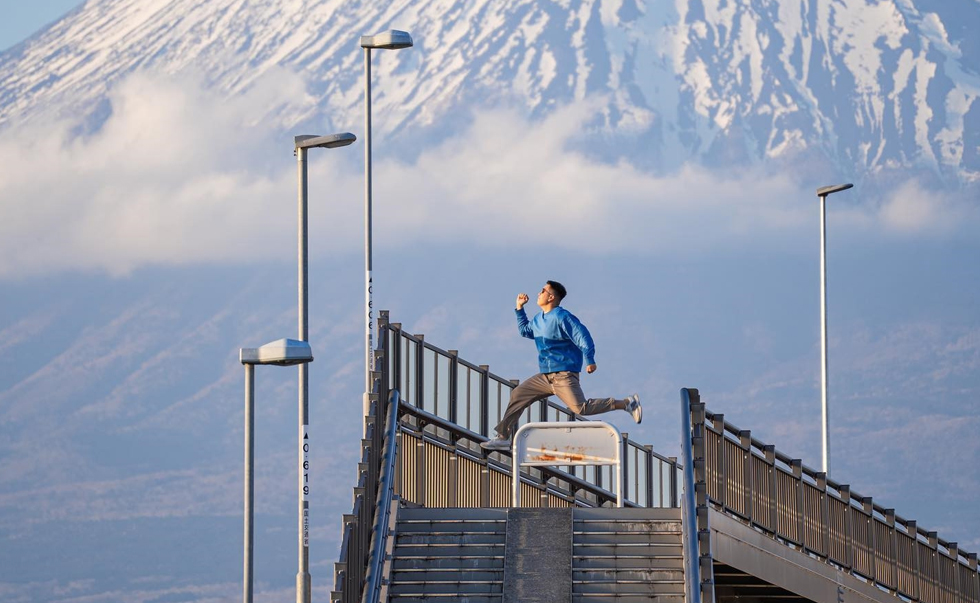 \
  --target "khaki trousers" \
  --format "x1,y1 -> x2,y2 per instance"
494,371 -> 625,438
